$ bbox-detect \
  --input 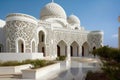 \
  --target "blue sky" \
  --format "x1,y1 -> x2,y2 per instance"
0,0 -> 119,48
